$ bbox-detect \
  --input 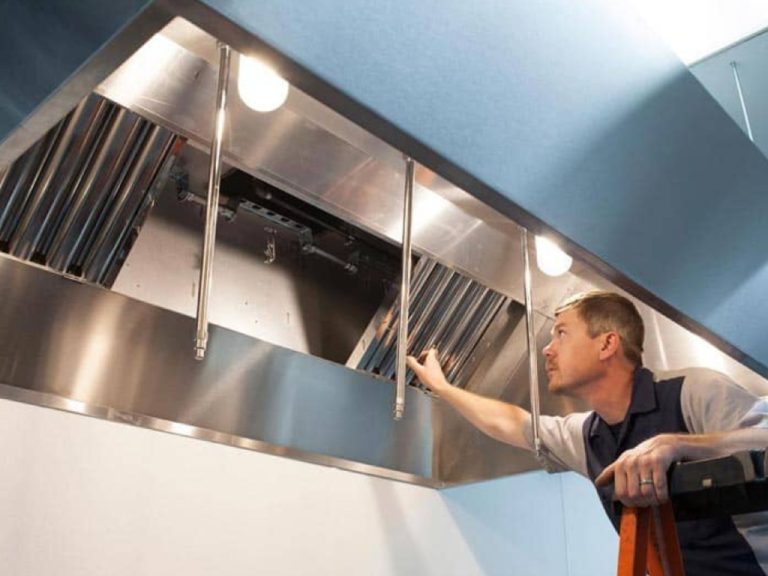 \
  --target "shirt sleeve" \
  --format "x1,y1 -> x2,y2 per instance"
522,411 -> 590,477
677,367 -> 764,433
